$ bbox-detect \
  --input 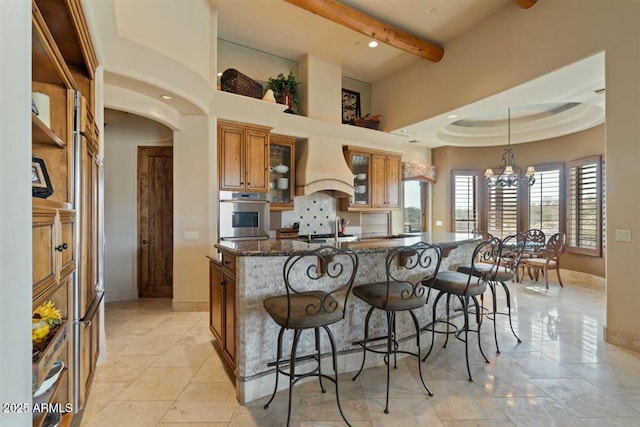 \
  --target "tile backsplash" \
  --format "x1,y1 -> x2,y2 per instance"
285,192 -> 336,235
